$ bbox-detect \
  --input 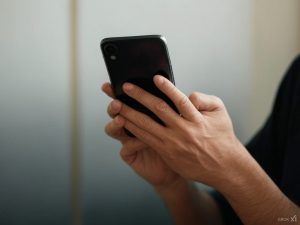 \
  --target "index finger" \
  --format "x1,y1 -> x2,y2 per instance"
153,75 -> 201,122
122,82 -> 183,127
